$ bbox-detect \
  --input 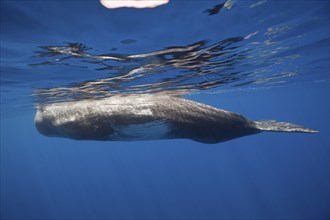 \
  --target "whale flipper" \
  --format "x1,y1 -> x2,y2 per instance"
255,120 -> 318,133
